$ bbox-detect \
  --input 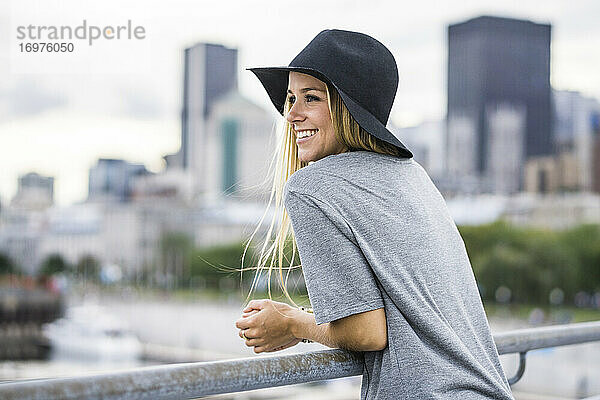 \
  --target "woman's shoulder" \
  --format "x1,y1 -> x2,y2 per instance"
317,150 -> 414,170
284,150 -> 414,199
284,152 -> 360,194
